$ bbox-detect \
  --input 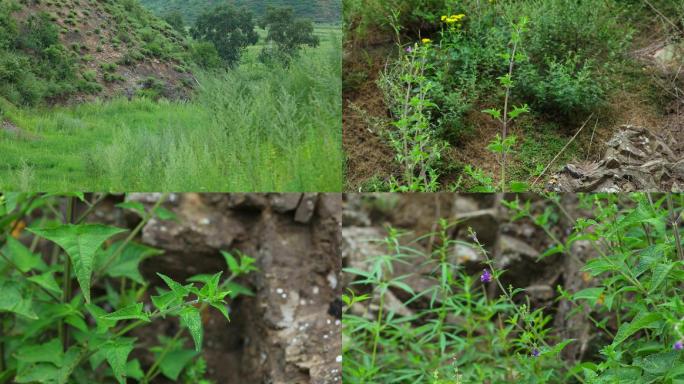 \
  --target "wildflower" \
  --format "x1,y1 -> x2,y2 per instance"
675,341 -> 684,350
480,269 -> 492,283
405,46 -> 413,53
532,348 -> 540,357
442,14 -> 466,25
421,38 -> 432,44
